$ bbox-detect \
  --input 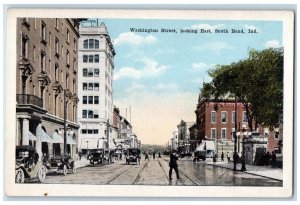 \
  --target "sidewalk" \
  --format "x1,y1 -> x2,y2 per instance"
205,160 -> 283,181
